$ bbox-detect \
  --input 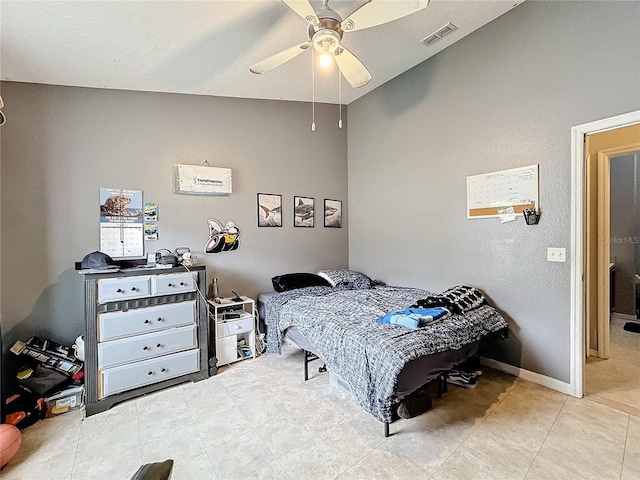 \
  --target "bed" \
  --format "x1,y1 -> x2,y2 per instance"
258,271 -> 509,436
